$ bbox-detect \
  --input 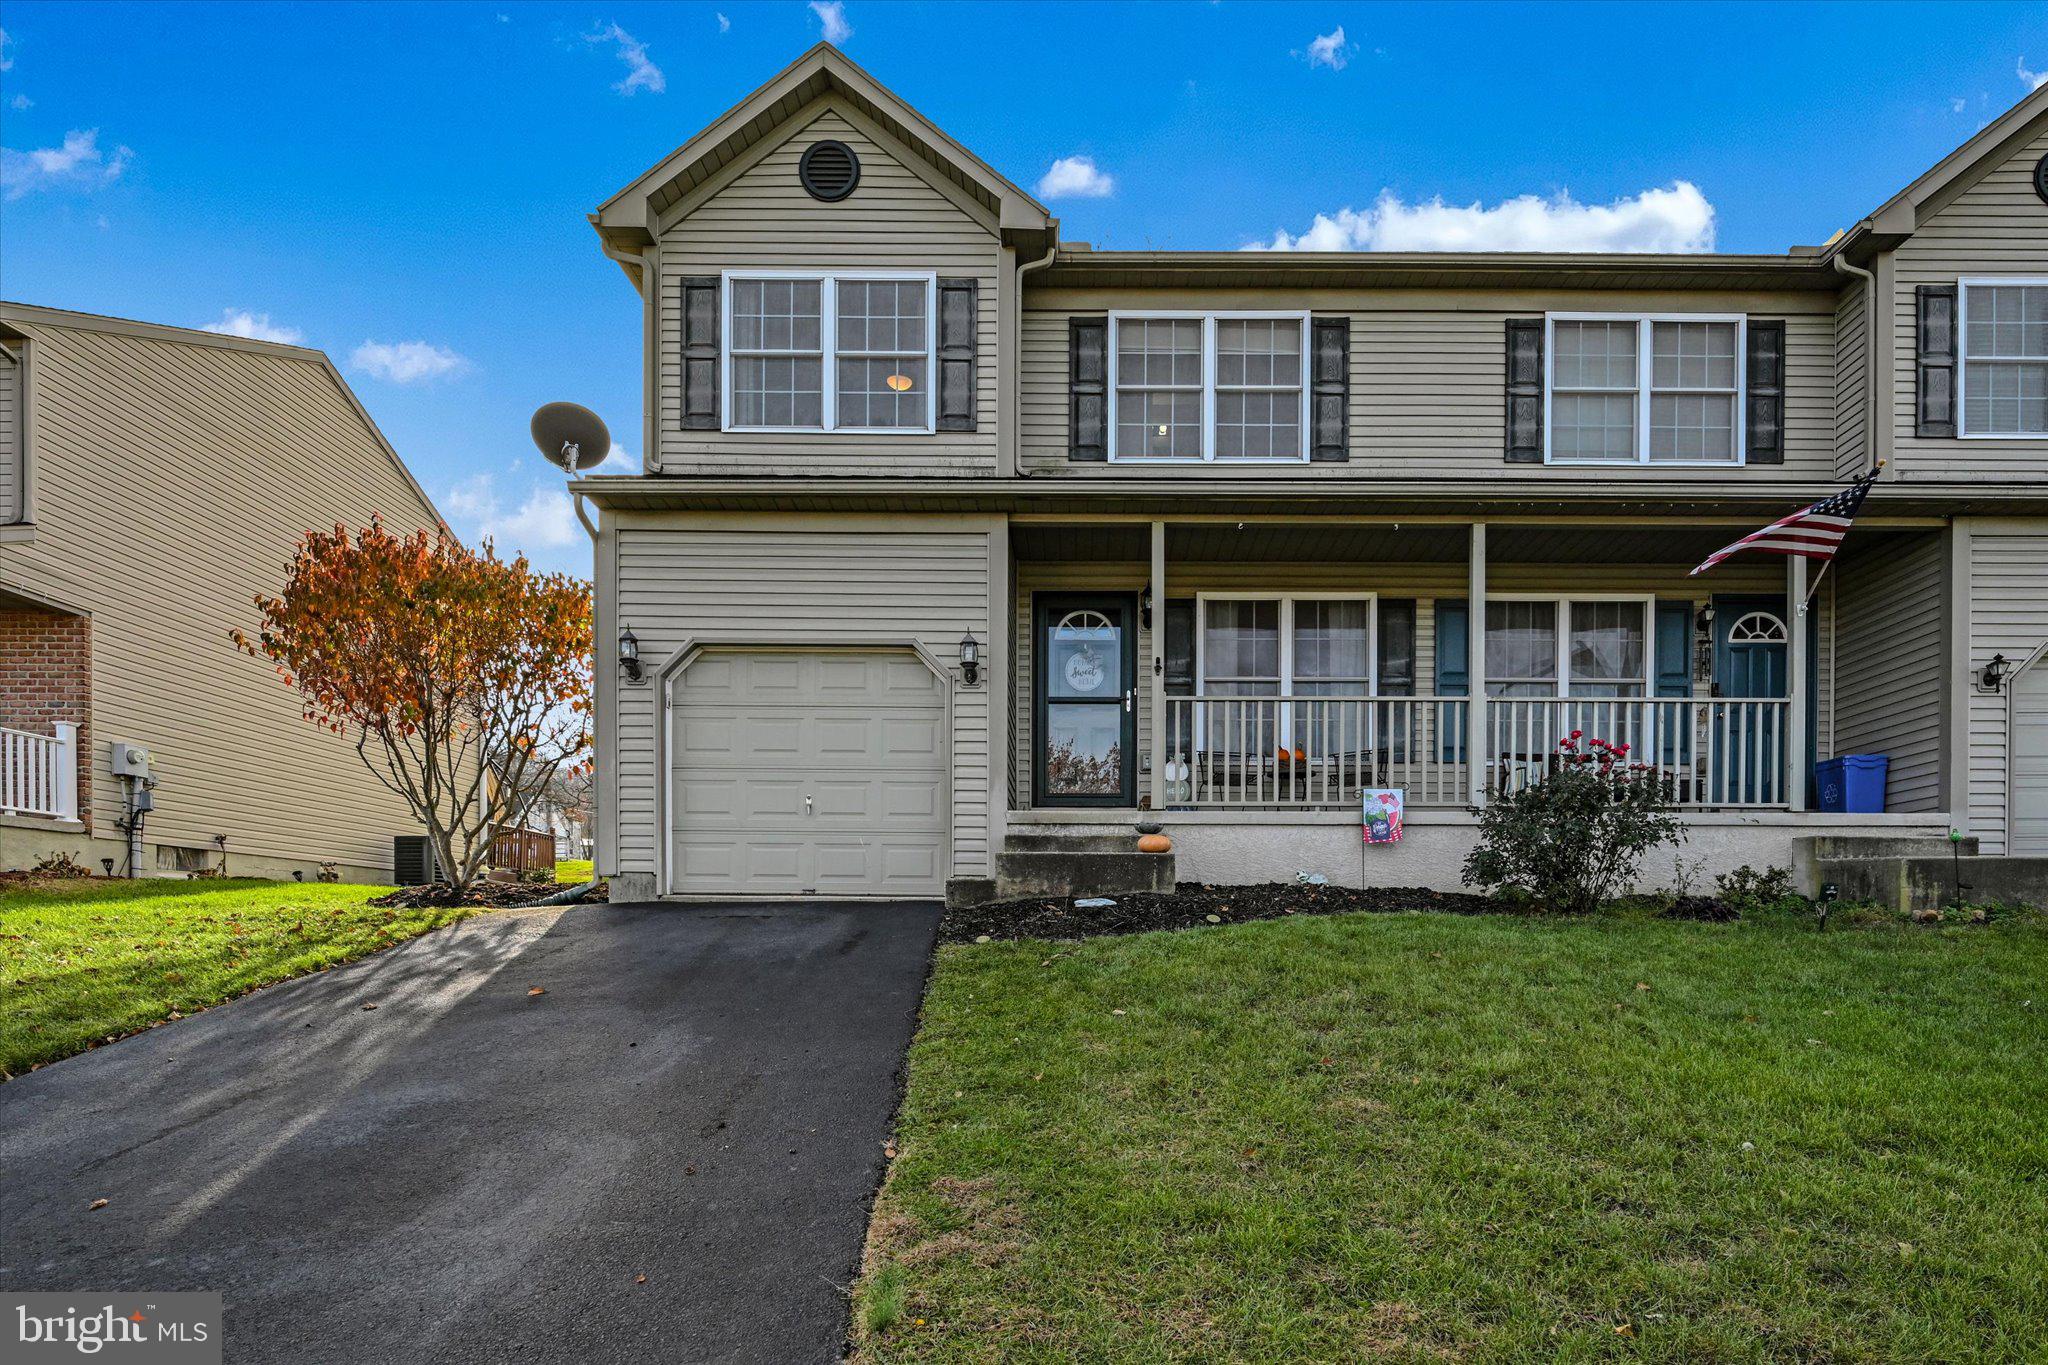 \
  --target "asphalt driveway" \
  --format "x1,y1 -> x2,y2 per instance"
0,899 -> 942,1364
